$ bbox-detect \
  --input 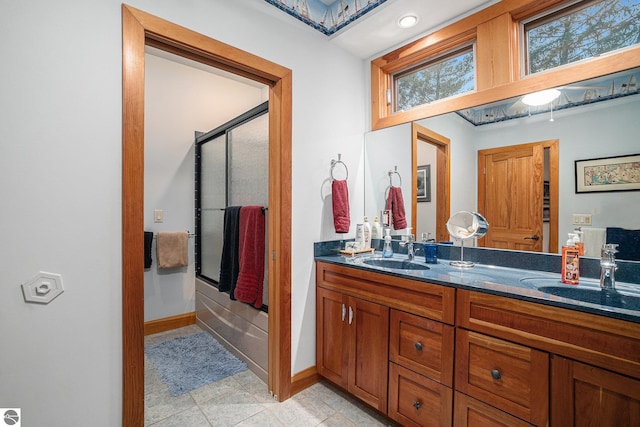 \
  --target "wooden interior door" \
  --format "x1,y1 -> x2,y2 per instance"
478,142 -> 544,251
